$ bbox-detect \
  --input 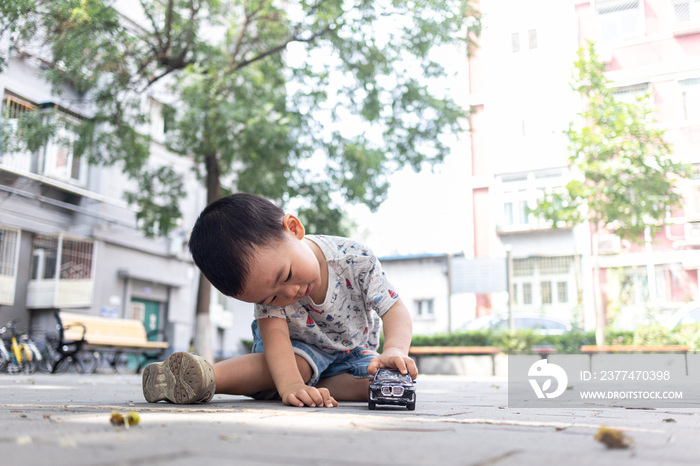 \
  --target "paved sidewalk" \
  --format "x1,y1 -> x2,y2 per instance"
1,373 -> 699,465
